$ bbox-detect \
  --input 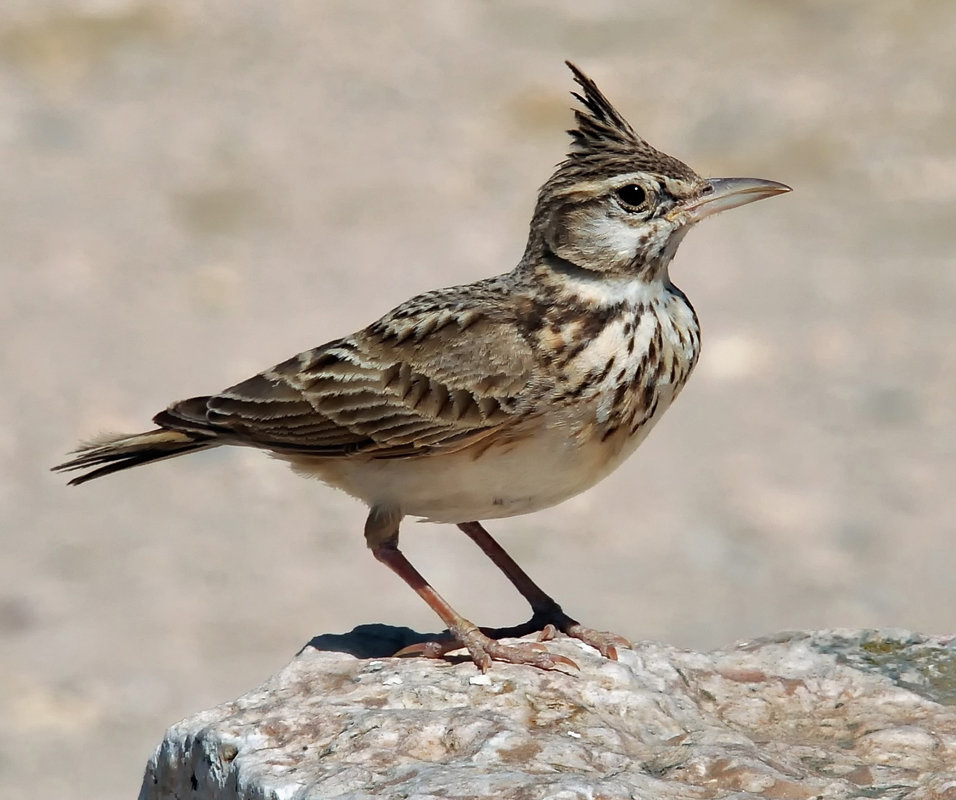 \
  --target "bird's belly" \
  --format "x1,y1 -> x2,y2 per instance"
292,394 -> 673,524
